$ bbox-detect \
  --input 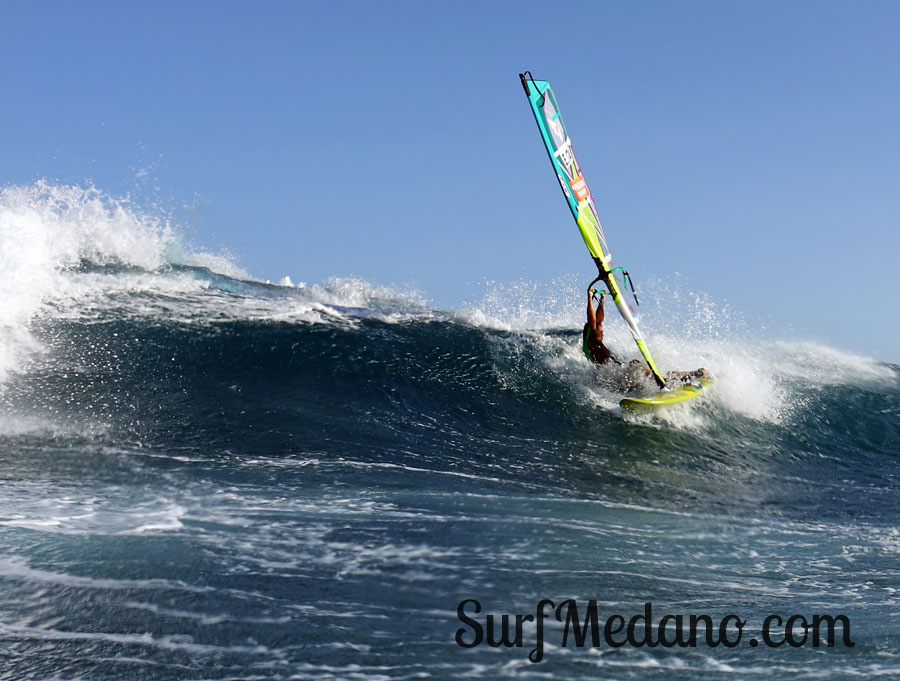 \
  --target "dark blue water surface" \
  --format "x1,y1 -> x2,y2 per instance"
0,267 -> 898,680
